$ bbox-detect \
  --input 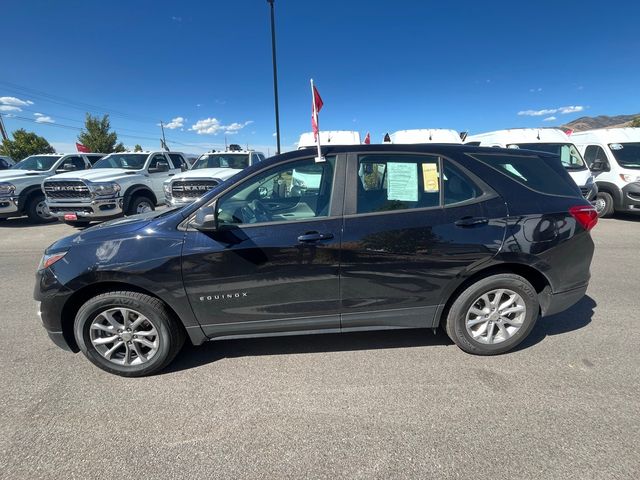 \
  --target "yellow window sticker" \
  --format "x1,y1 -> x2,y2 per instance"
422,163 -> 439,192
